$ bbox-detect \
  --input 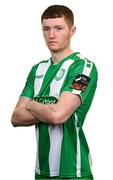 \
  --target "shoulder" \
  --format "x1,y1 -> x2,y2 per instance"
32,58 -> 51,68
76,53 -> 98,82
71,52 -> 98,72
30,58 -> 51,72
67,53 -> 98,83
